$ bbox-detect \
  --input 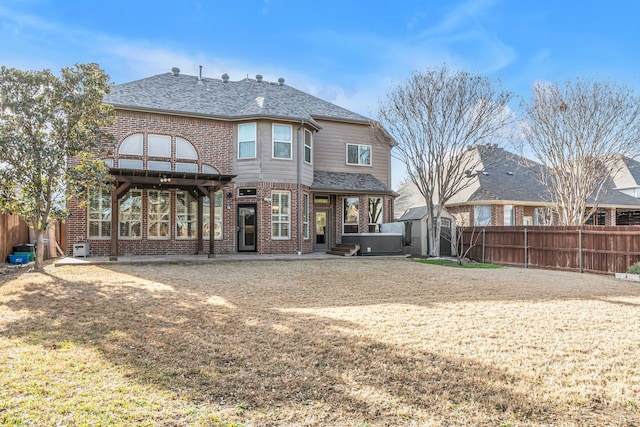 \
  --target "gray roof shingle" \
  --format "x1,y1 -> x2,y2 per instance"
105,71 -> 369,125
475,146 -> 640,207
397,206 -> 429,221
311,171 -> 395,195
